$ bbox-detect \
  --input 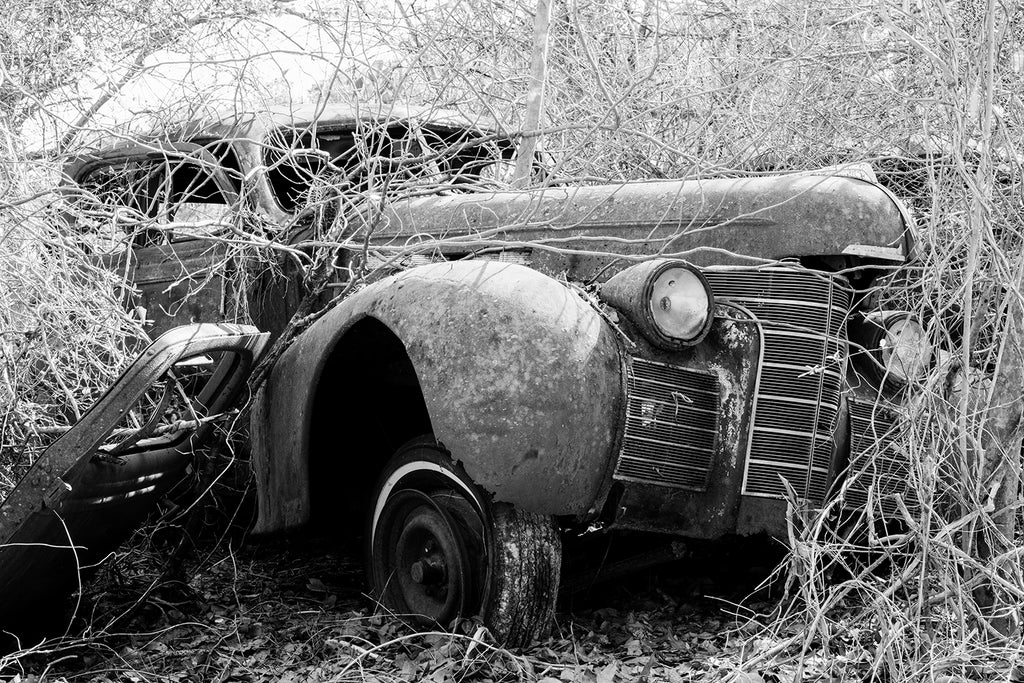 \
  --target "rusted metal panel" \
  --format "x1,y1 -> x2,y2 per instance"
703,268 -> 853,503
129,240 -> 230,336
63,105 -> 923,553
0,324 -> 268,642
98,237 -> 300,342
735,496 -> 792,537
250,260 -> 625,533
354,175 -> 913,266
611,305 -> 762,538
